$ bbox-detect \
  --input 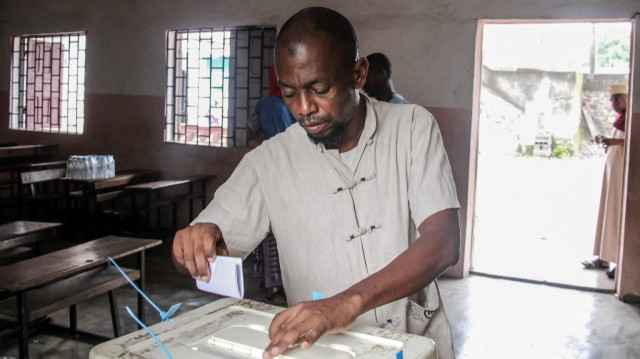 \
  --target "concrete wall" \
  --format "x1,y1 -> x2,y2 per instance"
0,1 -> 638,292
